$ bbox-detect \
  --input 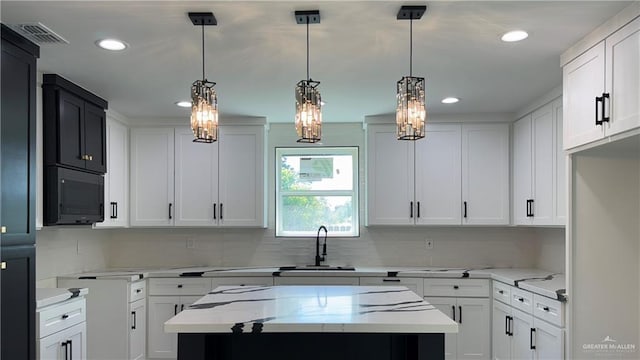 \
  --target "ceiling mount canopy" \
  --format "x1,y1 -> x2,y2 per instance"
188,11 -> 219,143
294,10 -> 322,144
396,5 -> 427,141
